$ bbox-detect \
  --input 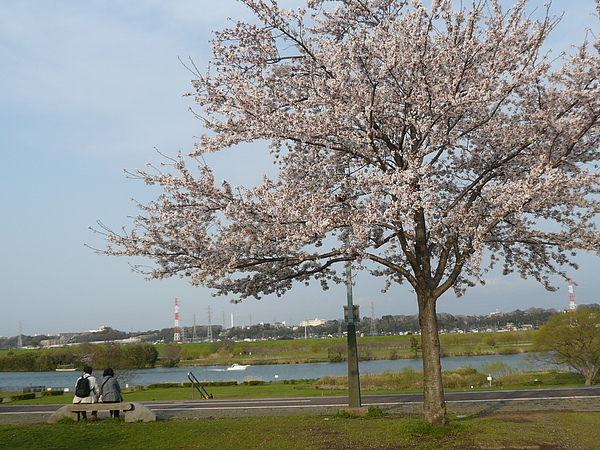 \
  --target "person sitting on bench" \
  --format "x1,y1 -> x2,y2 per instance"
99,368 -> 123,418
73,366 -> 99,421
